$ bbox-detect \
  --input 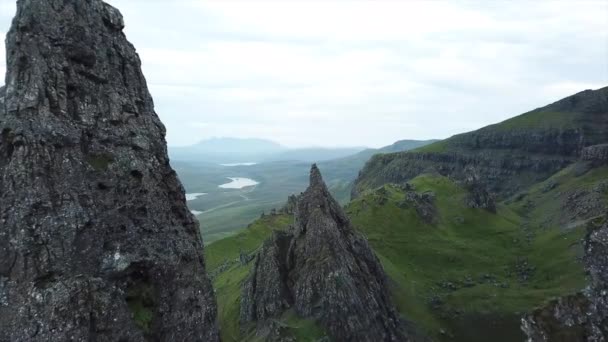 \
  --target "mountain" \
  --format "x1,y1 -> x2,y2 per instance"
208,166 -> 412,341
353,87 -> 608,199
270,146 -> 367,162
170,137 -> 286,163
206,88 -> 608,341
0,1 -> 218,341
169,137 -> 370,164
